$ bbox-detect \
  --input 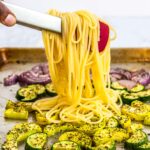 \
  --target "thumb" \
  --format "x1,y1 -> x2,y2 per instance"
0,2 -> 16,26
